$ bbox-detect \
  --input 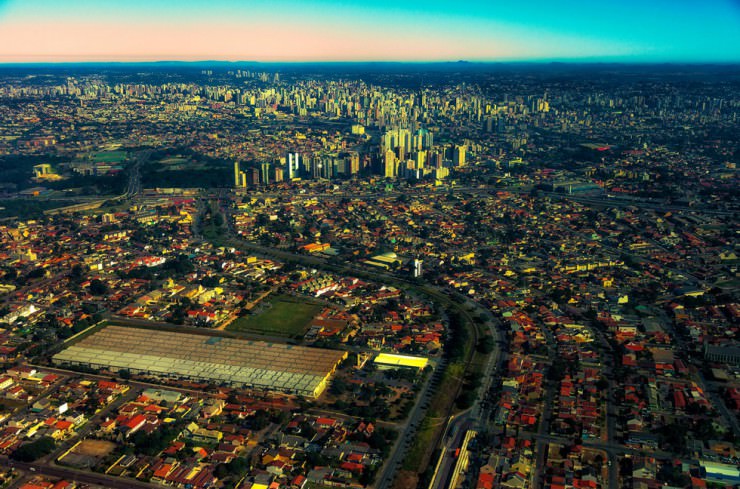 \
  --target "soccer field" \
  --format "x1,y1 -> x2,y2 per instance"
227,295 -> 323,337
